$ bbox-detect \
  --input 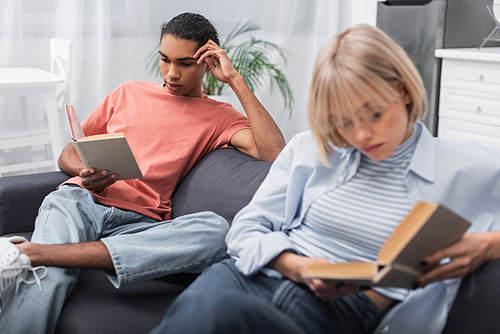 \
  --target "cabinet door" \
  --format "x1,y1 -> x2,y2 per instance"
441,59 -> 500,93
439,87 -> 500,126
438,117 -> 500,148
